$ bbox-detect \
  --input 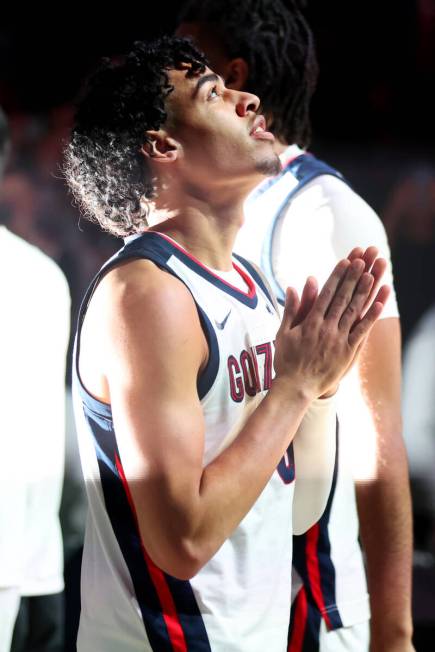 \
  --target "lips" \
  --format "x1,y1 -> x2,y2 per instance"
249,115 -> 275,141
